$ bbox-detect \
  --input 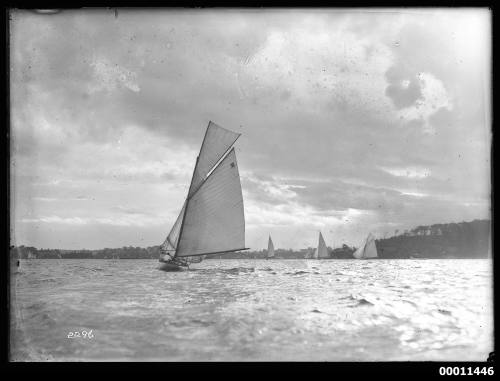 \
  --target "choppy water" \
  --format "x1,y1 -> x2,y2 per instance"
10,259 -> 493,361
